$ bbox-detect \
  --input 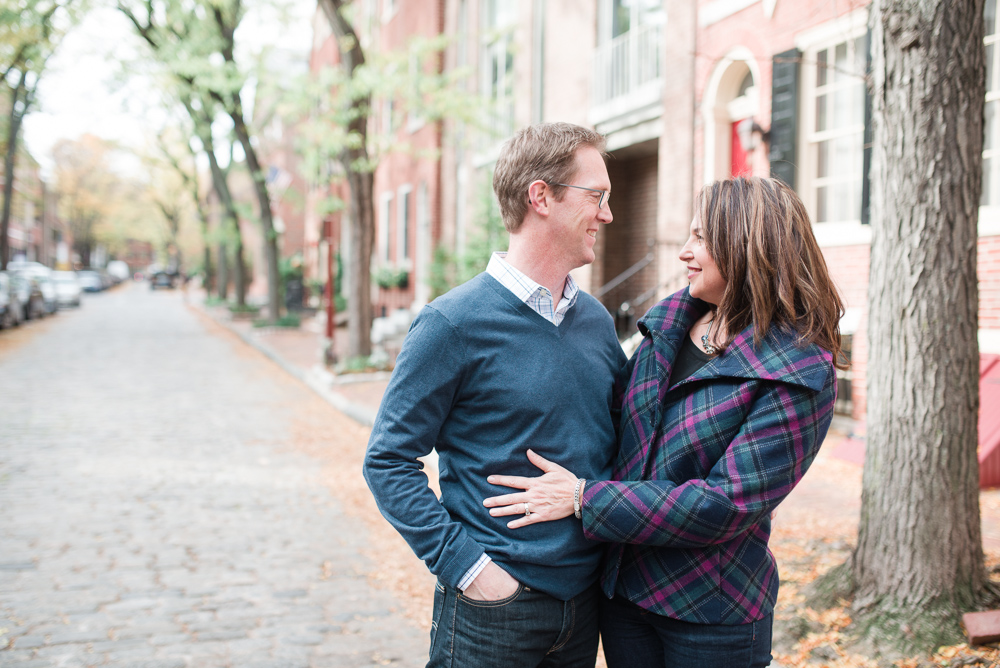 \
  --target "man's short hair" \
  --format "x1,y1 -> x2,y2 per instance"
493,122 -> 607,233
